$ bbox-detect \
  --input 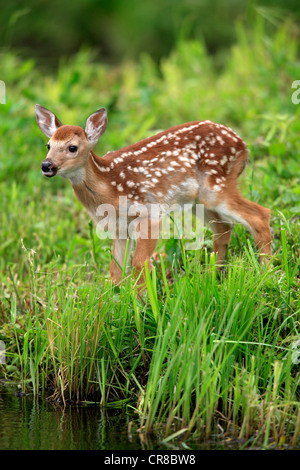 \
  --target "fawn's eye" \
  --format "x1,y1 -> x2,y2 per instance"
68,145 -> 78,153
46,143 -> 50,150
